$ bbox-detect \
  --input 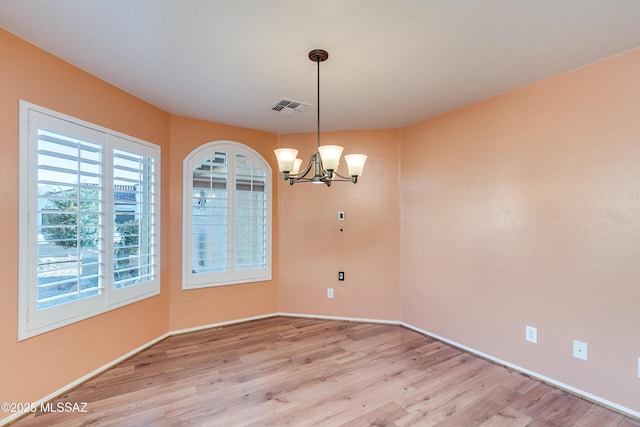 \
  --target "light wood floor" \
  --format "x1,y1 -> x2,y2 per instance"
12,317 -> 640,426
